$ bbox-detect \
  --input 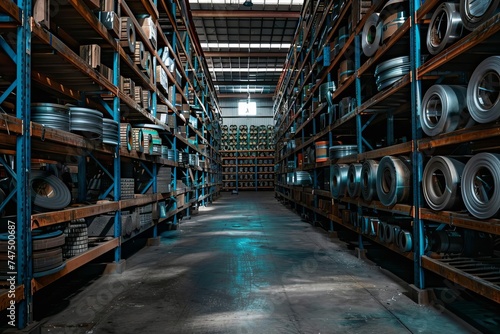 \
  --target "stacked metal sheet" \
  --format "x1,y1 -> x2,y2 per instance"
31,103 -> 70,132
